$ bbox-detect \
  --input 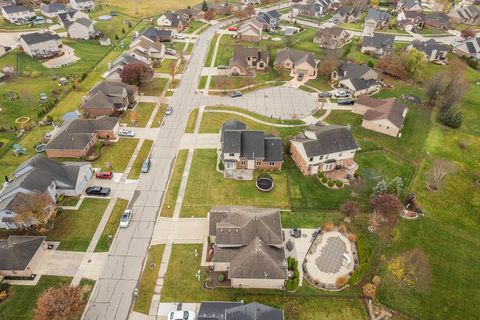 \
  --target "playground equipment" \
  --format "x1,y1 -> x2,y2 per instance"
12,143 -> 27,155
